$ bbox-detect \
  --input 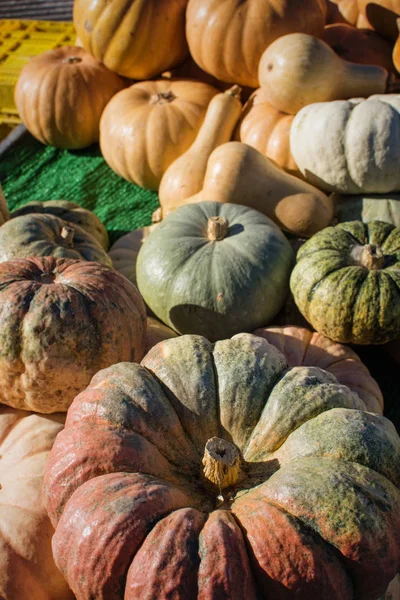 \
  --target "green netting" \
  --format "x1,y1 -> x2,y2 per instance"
0,135 -> 160,245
